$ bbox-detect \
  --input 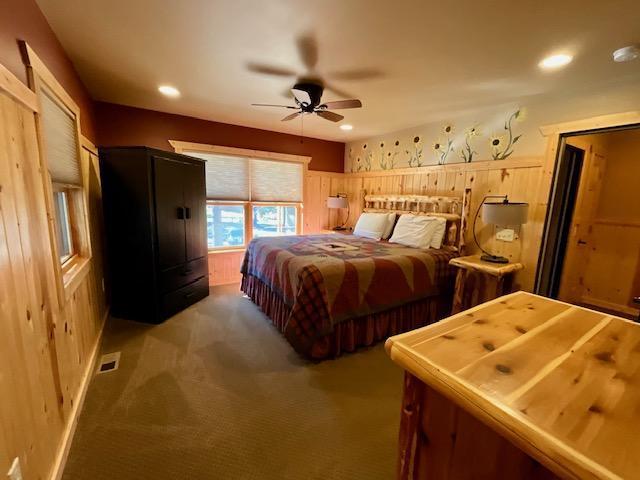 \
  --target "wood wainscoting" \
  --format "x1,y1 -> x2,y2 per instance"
0,61 -> 107,480
305,158 -> 544,291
